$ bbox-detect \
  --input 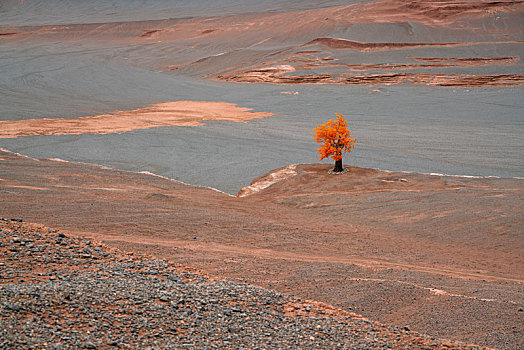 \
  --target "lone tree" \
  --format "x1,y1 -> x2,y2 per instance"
314,113 -> 356,173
